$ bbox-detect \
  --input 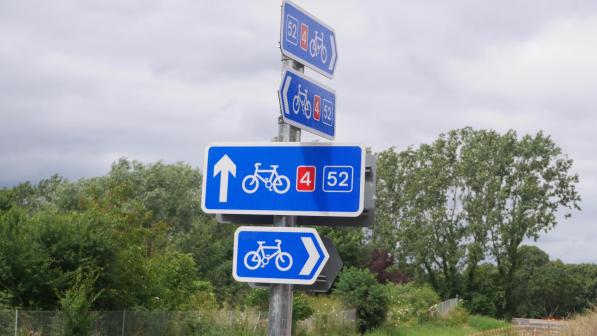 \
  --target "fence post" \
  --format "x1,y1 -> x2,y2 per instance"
14,309 -> 18,336
121,310 -> 126,336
